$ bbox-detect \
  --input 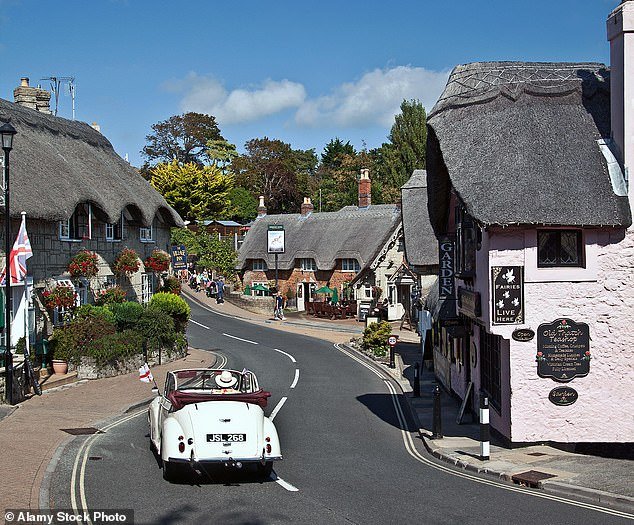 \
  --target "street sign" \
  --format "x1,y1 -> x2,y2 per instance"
388,336 -> 397,346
